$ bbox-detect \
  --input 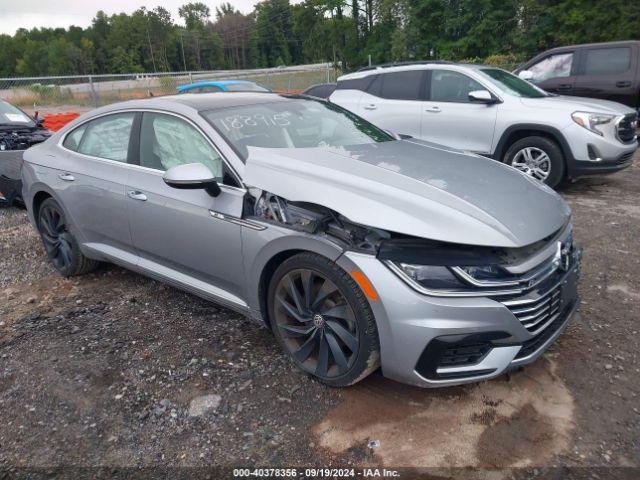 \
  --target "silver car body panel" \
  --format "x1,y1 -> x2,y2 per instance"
21,94 -> 581,388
